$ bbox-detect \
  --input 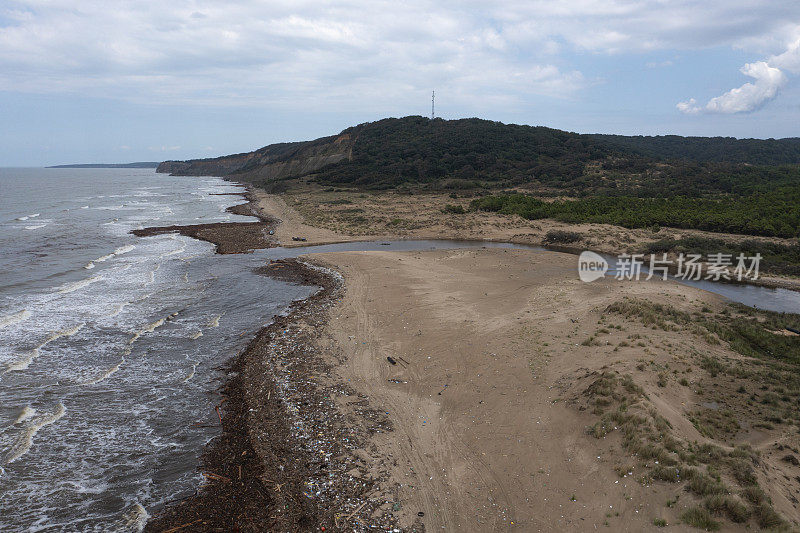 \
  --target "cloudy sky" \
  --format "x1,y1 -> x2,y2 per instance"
1,1 -> 799,166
